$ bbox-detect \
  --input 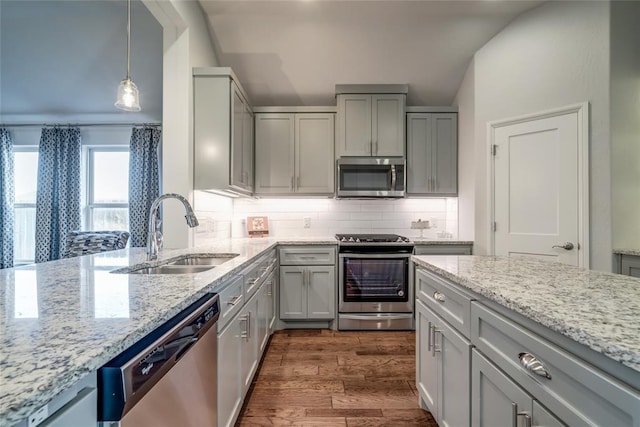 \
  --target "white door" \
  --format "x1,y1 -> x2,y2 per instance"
492,105 -> 588,267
